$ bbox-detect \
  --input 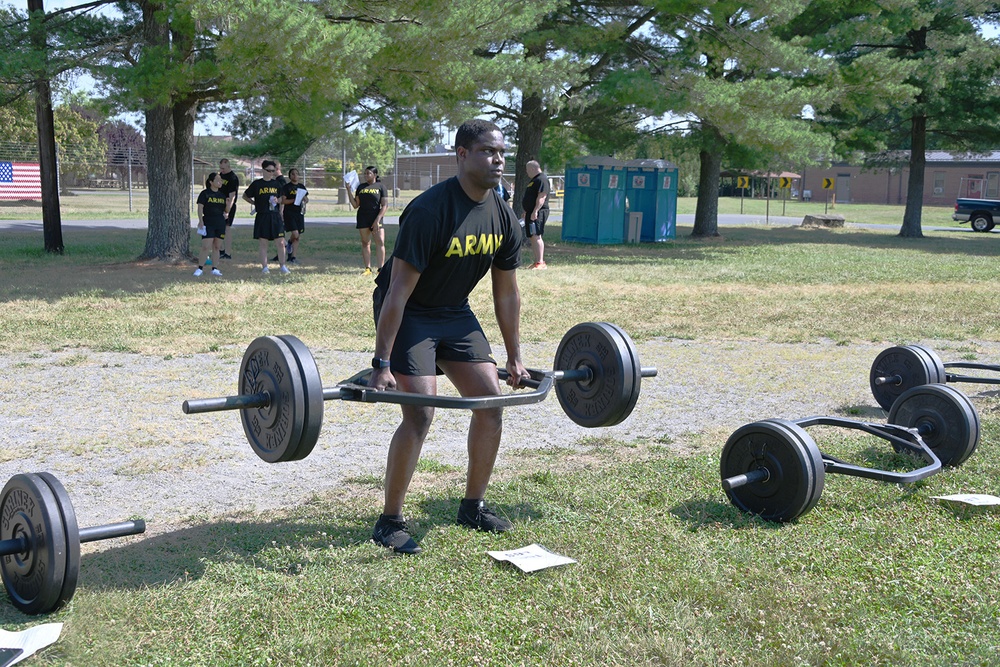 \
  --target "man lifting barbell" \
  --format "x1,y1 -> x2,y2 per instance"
368,119 -> 529,554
